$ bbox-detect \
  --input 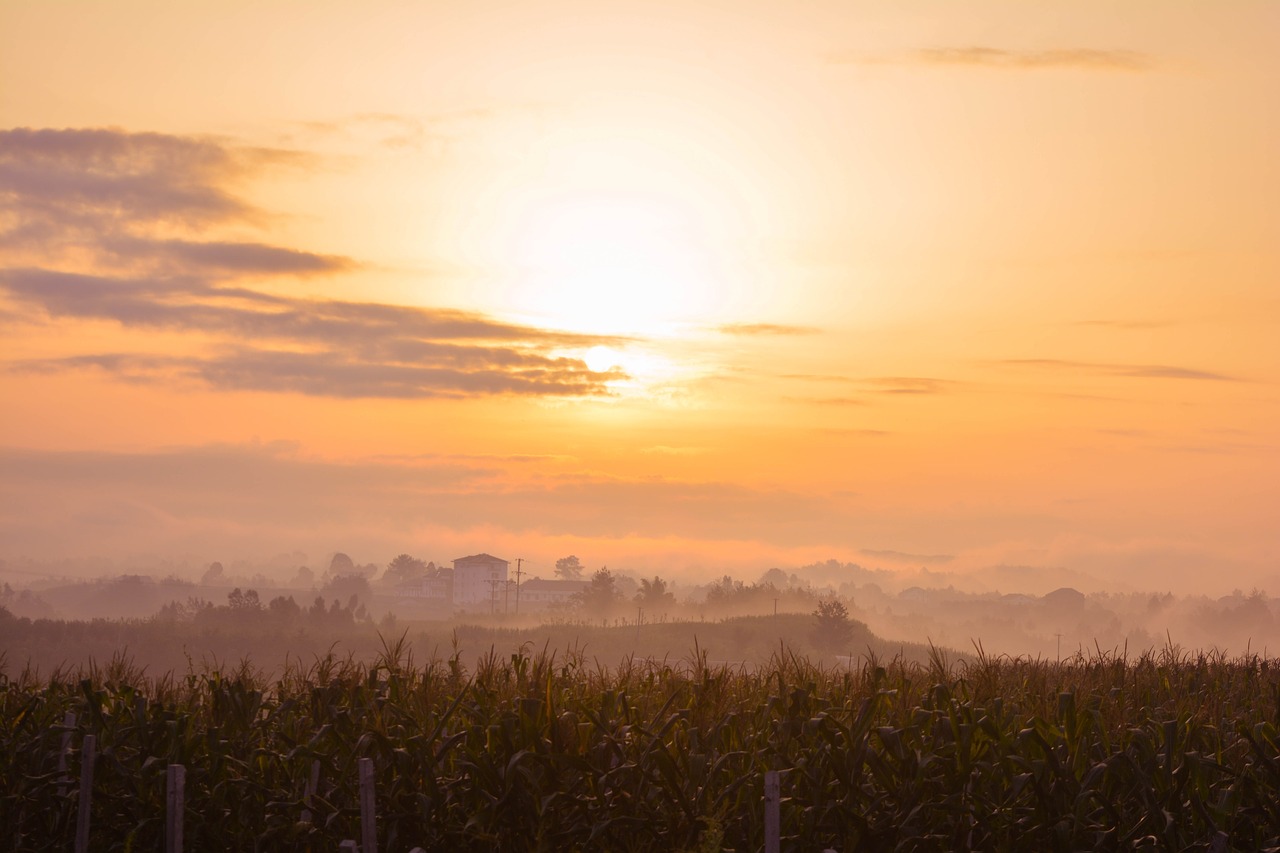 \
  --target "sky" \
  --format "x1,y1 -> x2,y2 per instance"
1,1 -> 1277,593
